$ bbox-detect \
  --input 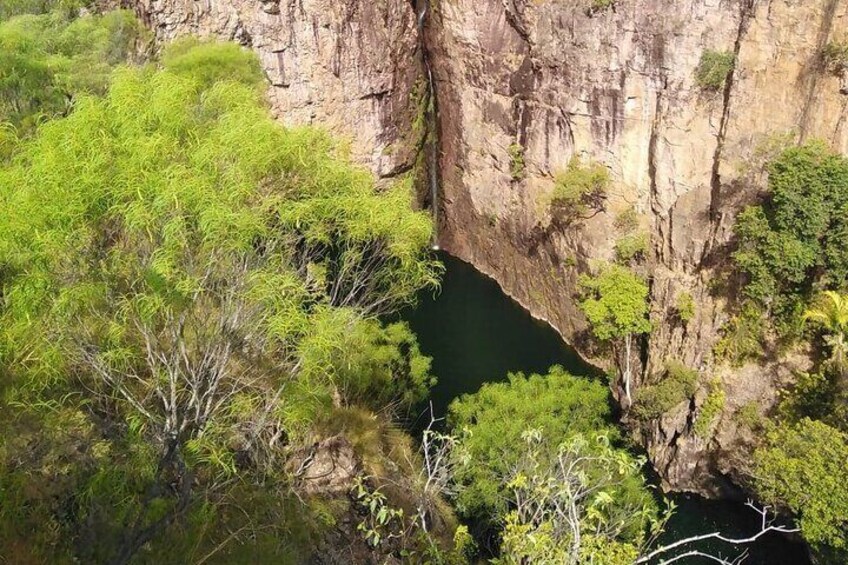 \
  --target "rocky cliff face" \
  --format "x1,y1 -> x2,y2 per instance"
133,0 -> 425,179
426,0 -> 848,495
132,0 -> 848,495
